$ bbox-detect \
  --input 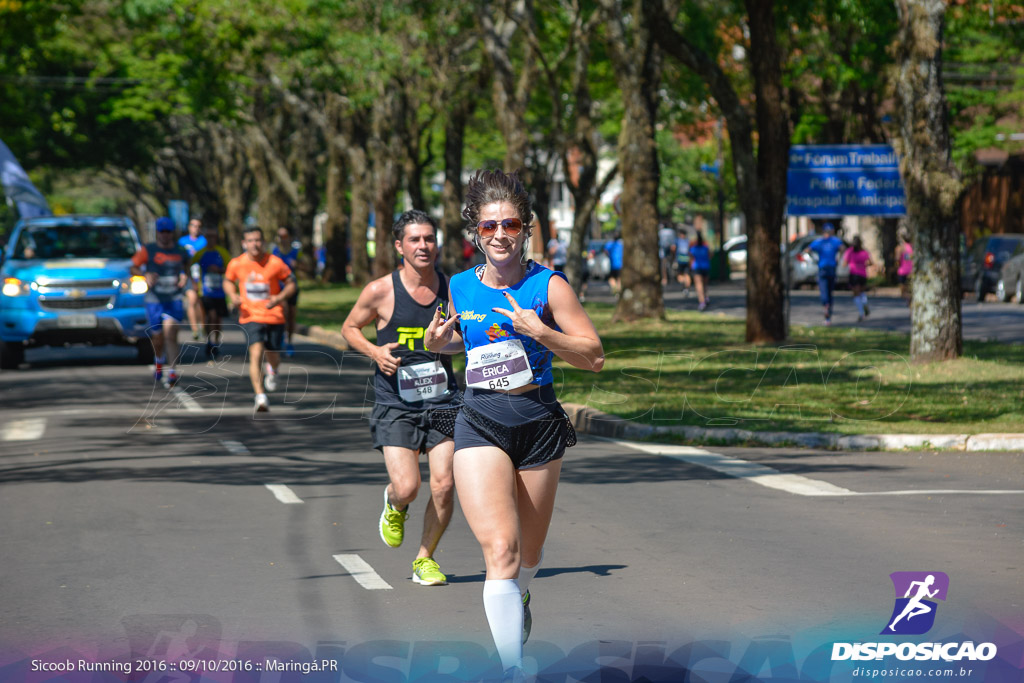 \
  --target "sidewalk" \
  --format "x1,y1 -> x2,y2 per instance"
295,323 -> 1024,453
